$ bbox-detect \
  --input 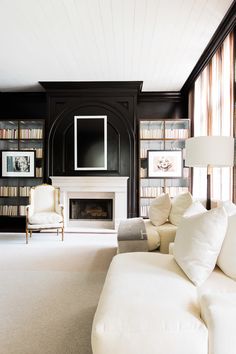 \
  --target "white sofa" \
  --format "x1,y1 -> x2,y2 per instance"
144,194 -> 220,253
92,252 -> 236,354
144,192 -> 193,253
144,219 -> 177,253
